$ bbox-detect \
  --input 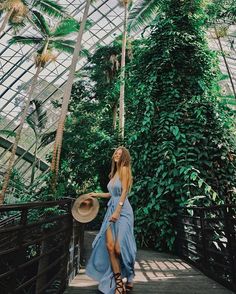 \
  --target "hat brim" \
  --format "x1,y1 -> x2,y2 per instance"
71,194 -> 99,223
